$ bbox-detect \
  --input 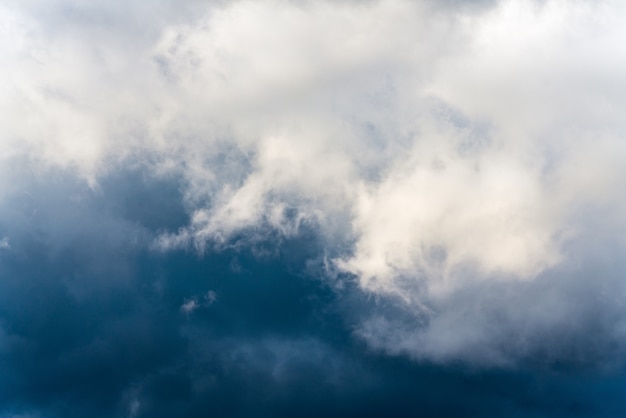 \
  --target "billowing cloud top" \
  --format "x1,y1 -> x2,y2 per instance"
2,0 -> 626,415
